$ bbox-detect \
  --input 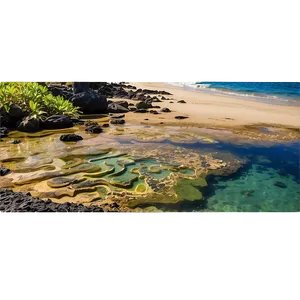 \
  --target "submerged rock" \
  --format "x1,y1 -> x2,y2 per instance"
17,116 -> 40,132
85,125 -> 103,133
60,134 -> 83,142
43,115 -> 73,129
0,167 -> 10,176
47,177 -> 78,188
274,181 -> 287,188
